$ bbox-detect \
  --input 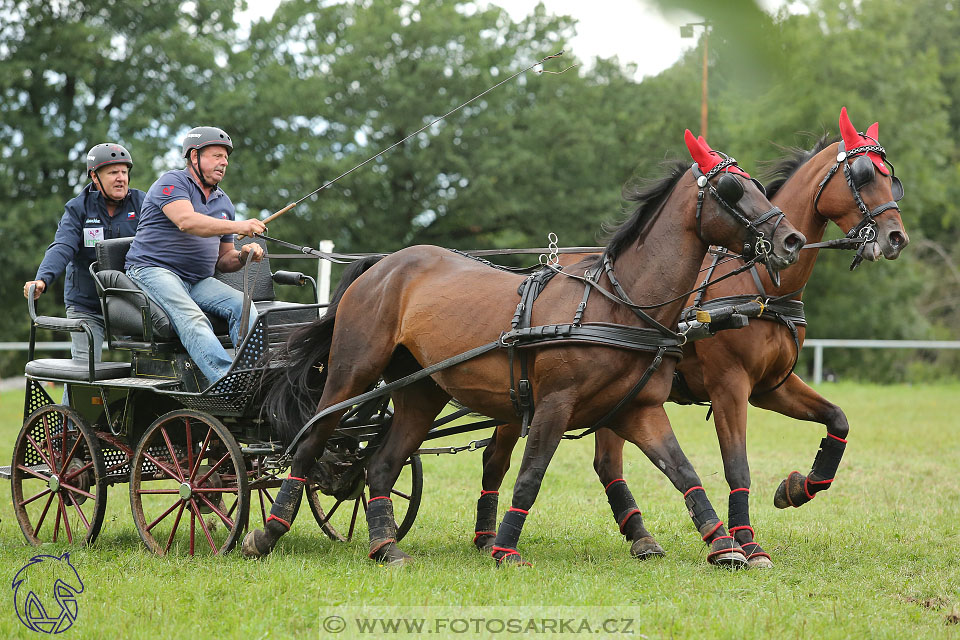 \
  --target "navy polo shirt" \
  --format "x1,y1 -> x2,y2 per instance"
36,184 -> 144,314
125,169 -> 236,283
